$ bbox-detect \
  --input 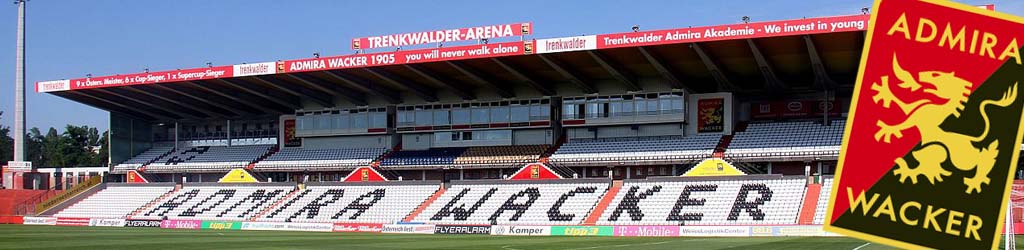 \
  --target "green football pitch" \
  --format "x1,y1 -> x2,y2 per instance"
0,225 -> 1020,250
